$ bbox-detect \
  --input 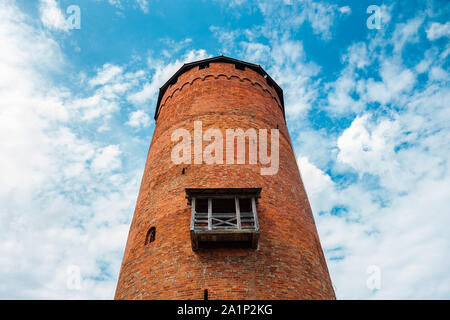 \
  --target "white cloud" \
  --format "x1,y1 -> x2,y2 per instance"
127,61 -> 181,105
337,115 -> 398,177
126,110 -> 151,128
360,59 -> 416,105
136,0 -> 149,13
392,17 -> 423,53
299,108 -> 450,298
107,0 -> 150,13
323,79 -> 450,298
426,22 -> 450,41
271,39 -> 304,65
327,70 -> 361,115
70,94 -> 119,121
291,6 -> 450,299
209,26 -> 241,54
297,155 -> 335,214
240,42 -> 271,64
128,49 -> 210,105
343,42 -> 370,69
160,38 -> 193,58
338,6 -> 351,15
240,39 -> 321,118
429,66 -> 449,81
0,2 -> 142,299
0,1 -> 215,297
298,156 -> 333,194
215,0 -> 246,7
216,0 -> 349,43
2,0 -> 450,301
306,1 -> 339,40
89,64 -> 124,87
91,145 -> 122,172
314,170 -> 450,299
39,0 -> 69,31
68,63 -> 146,122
